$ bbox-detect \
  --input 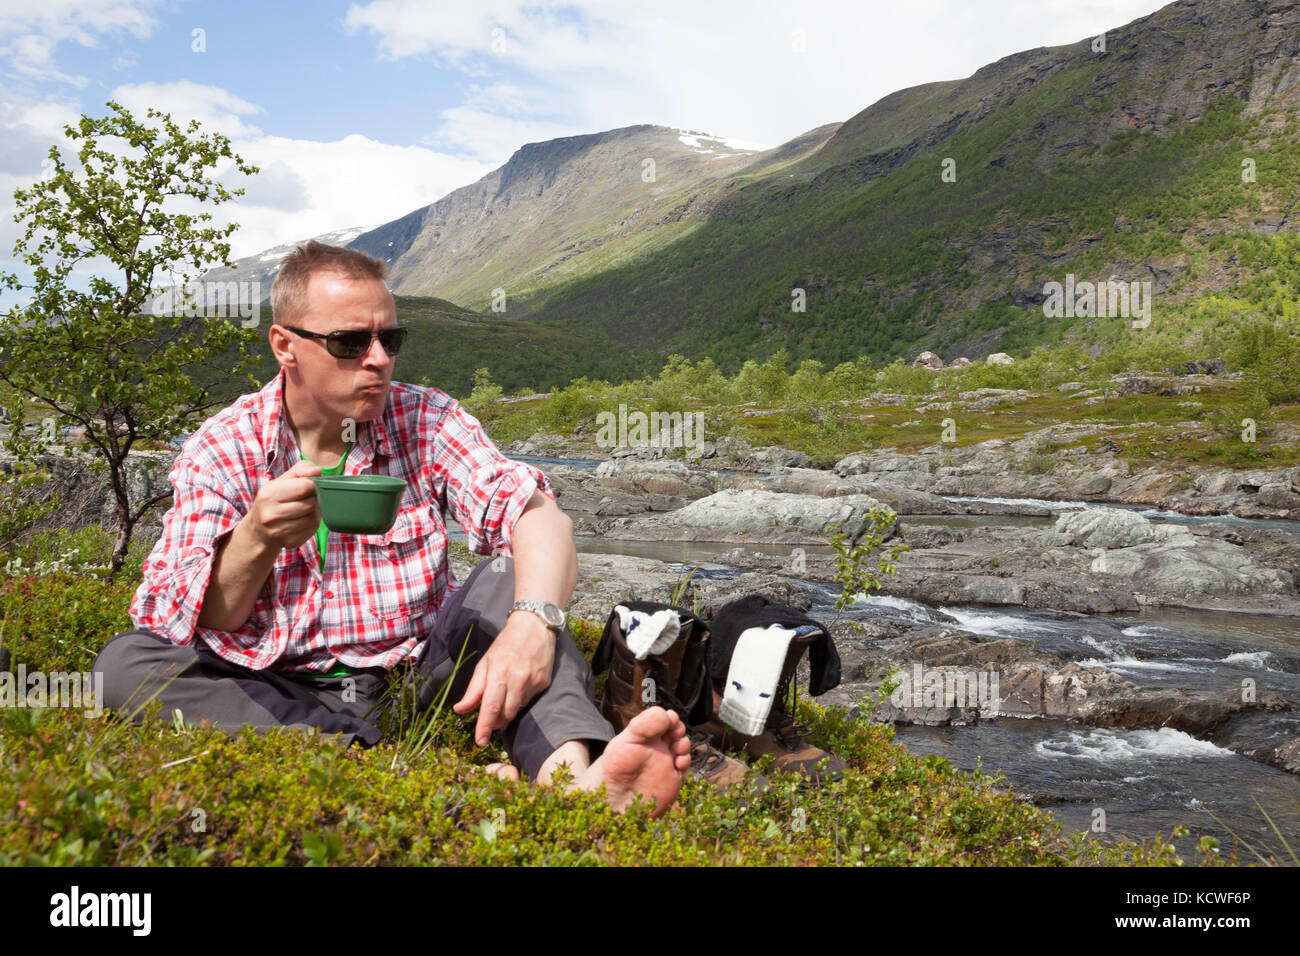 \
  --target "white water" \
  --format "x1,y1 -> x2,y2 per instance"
941,495 -> 1086,510
1208,650 -> 1278,669
1079,635 -> 1204,672
935,606 -> 1042,636
1035,727 -> 1235,762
